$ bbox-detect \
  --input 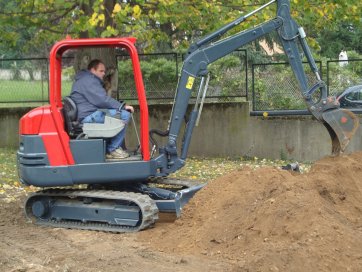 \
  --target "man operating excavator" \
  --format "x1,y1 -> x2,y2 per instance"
70,59 -> 134,159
